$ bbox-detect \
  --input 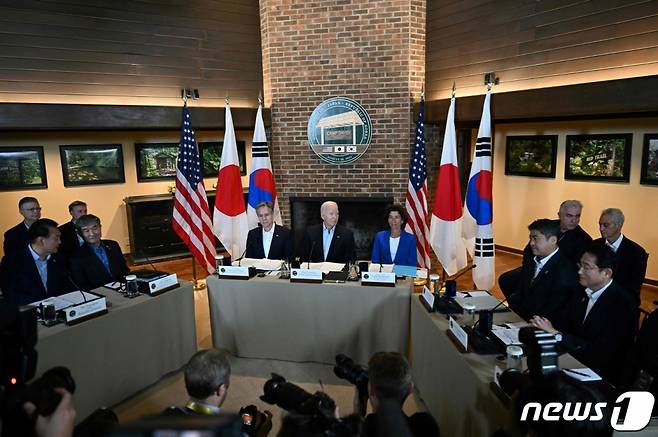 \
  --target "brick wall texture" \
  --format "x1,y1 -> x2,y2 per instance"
260,0 -> 426,225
